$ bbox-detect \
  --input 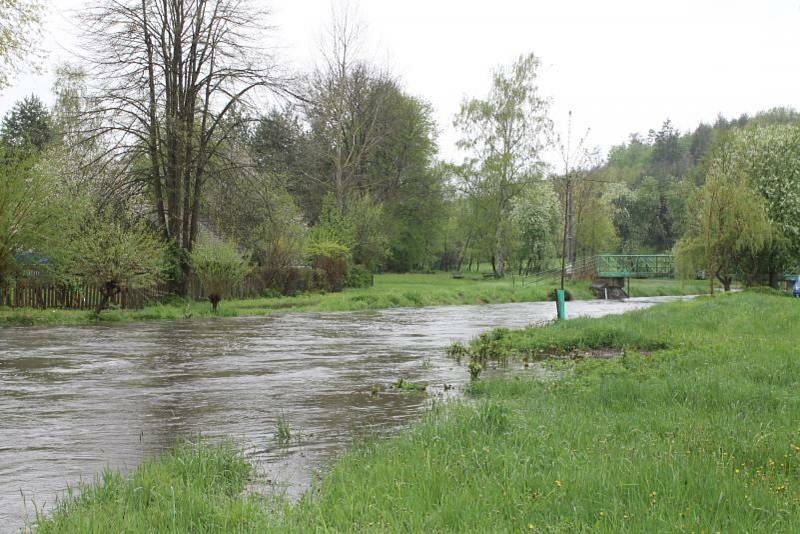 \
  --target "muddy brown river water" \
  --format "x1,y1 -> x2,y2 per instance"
0,296 -> 688,531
